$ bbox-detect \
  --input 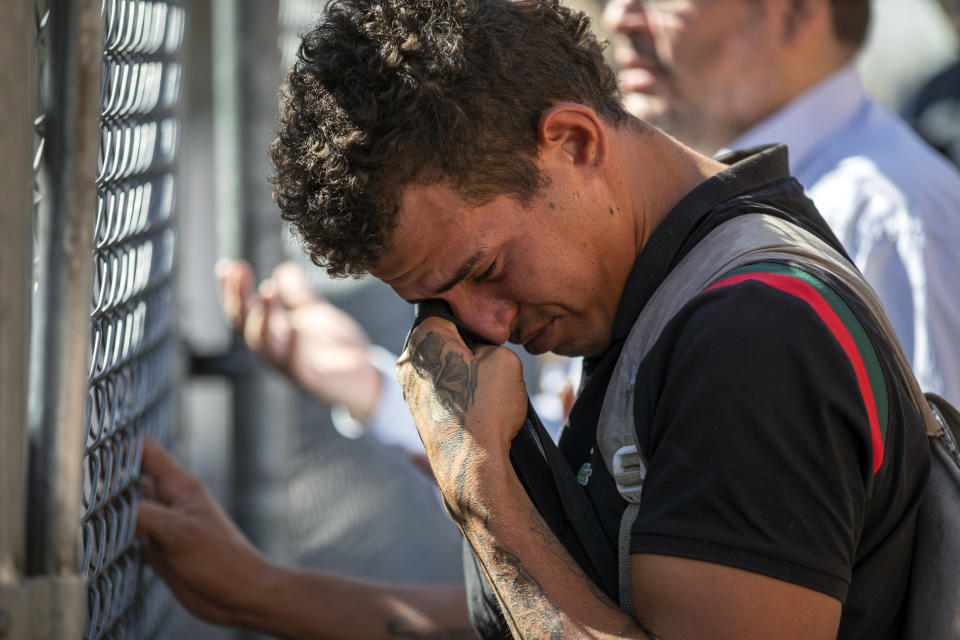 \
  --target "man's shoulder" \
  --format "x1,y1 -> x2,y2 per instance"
650,262 -> 874,373
804,97 -> 960,229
